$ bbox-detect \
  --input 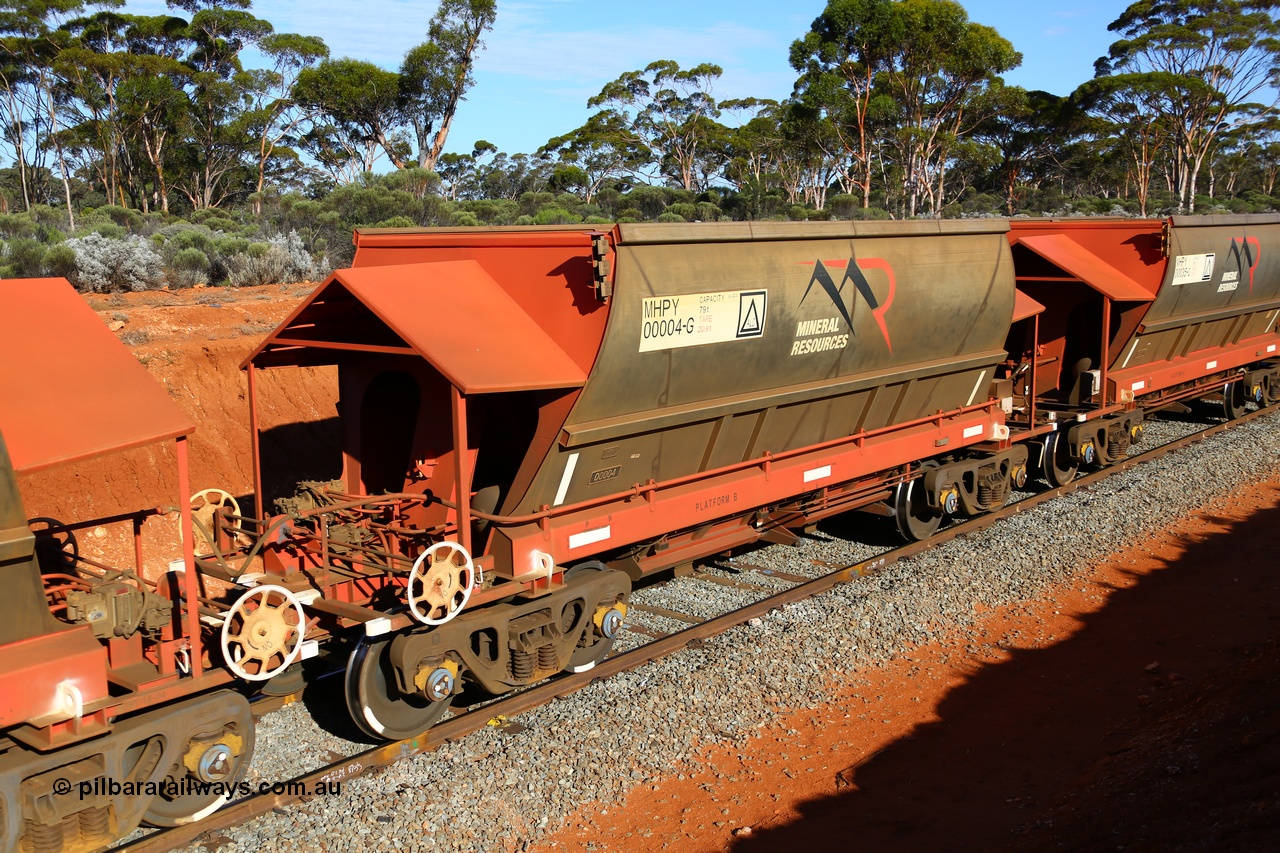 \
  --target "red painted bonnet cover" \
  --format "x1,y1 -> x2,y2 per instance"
0,278 -> 194,473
